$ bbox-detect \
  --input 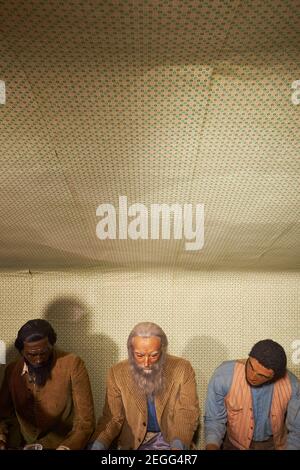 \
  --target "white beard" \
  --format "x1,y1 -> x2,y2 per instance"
129,355 -> 166,396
